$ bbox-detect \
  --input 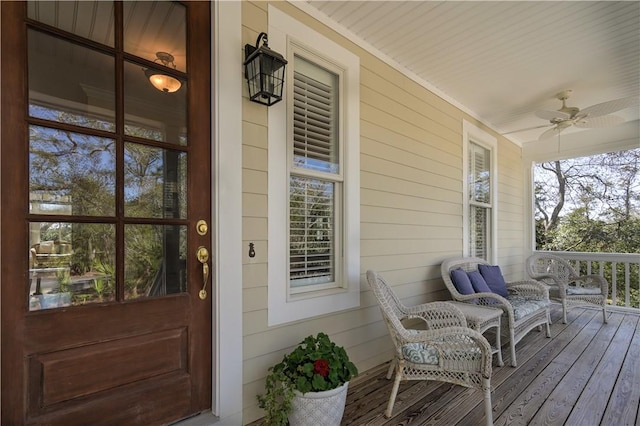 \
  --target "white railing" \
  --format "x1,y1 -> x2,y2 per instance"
536,251 -> 640,311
